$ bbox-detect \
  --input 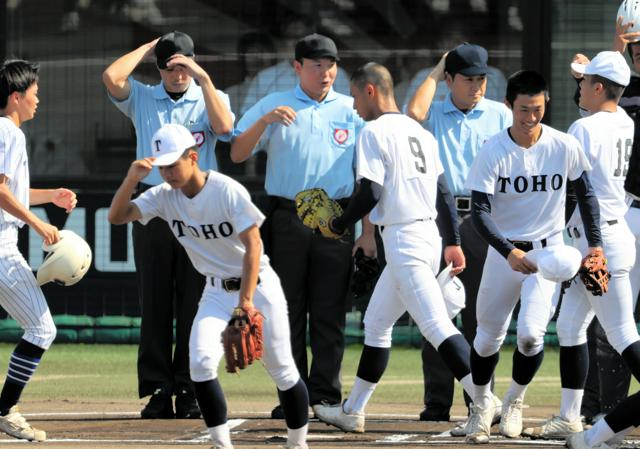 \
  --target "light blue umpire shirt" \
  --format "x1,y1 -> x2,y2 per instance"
425,93 -> 512,196
234,84 -> 365,200
108,77 -> 234,186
